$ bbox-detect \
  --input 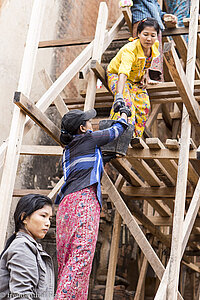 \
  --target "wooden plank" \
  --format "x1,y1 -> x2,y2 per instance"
14,92 -> 63,147
20,145 -> 63,156
145,138 -> 178,183
84,2 -> 108,111
80,80 -> 200,99
167,1 -> 200,296
39,35 -> 94,48
0,0 -> 47,252
0,140 -> 8,170
39,69 -> 68,117
138,216 -> 200,227
183,16 -> 200,27
121,7 -> 132,34
134,255 -> 148,300
111,157 -> 144,187
104,175 -> 124,300
126,148 -> 197,160
161,104 -> 173,130
145,104 -> 161,130
163,25 -> 200,36
121,186 -> 193,199
90,60 -> 111,92
165,139 -> 179,150
13,189 -> 50,197
48,176 -> 64,201
157,2 -> 200,298
38,26 -> 200,50
101,172 -> 165,279
163,42 -> 200,137
134,237 -> 154,300
126,157 -> 162,186
131,137 -> 148,149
